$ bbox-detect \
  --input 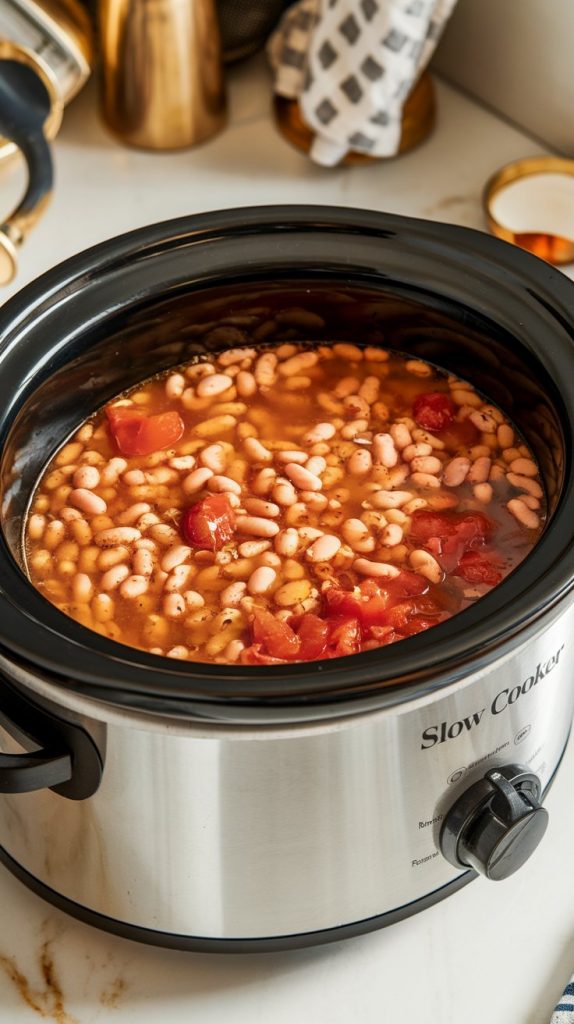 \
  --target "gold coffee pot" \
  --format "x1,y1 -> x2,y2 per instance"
99,0 -> 227,150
